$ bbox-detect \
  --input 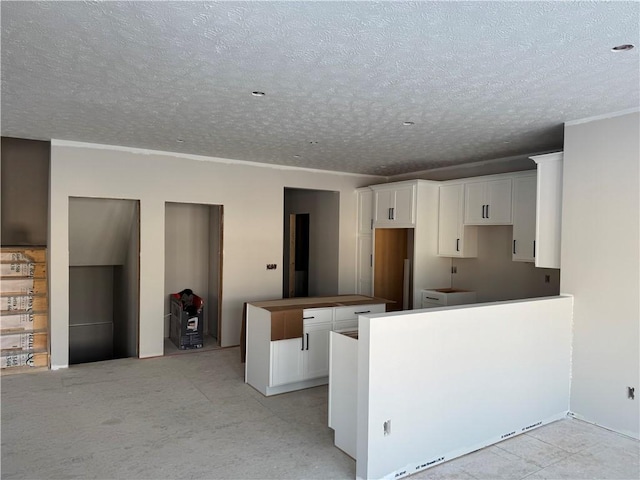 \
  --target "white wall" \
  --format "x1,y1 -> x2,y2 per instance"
562,111 -> 640,439
453,226 -> 560,302
356,296 -> 574,480
49,141 -> 382,367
